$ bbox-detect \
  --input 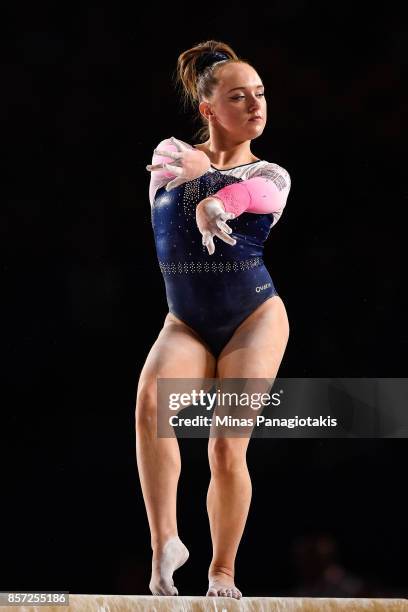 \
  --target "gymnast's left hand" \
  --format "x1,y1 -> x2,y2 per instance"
196,197 -> 237,255
146,137 -> 211,190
